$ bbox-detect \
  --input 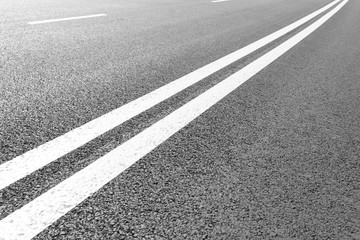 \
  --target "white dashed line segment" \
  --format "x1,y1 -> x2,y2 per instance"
27,14 -> 107,24
211,0 -> 230,3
